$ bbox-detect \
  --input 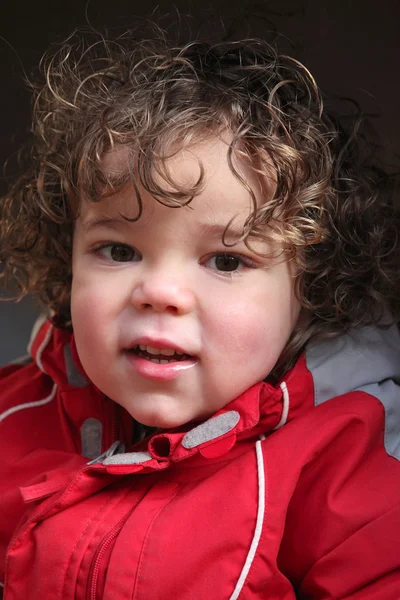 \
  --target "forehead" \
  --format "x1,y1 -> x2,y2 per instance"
79,135 -> 275,231
102,133 -> 259,182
